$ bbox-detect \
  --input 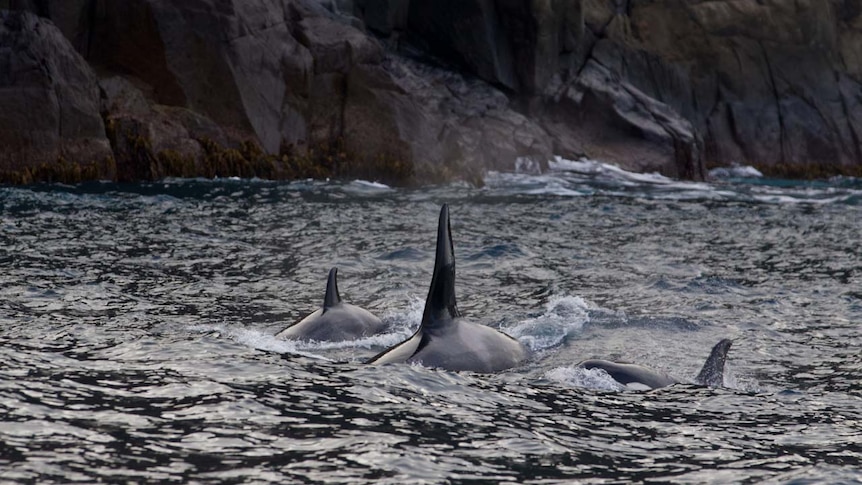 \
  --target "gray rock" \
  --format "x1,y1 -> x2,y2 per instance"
615,0 -> 862,172
11,0 -> 862,184
83,0 -> 314,155
0,10 -> 111,177
90,0 -> 555,182
405,0 -> 519,90
98,74 -> 268,181
540,56 -> 702,178
356,0 -> 705,177
343,54 -> 553,182
354,0 -> 408,36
